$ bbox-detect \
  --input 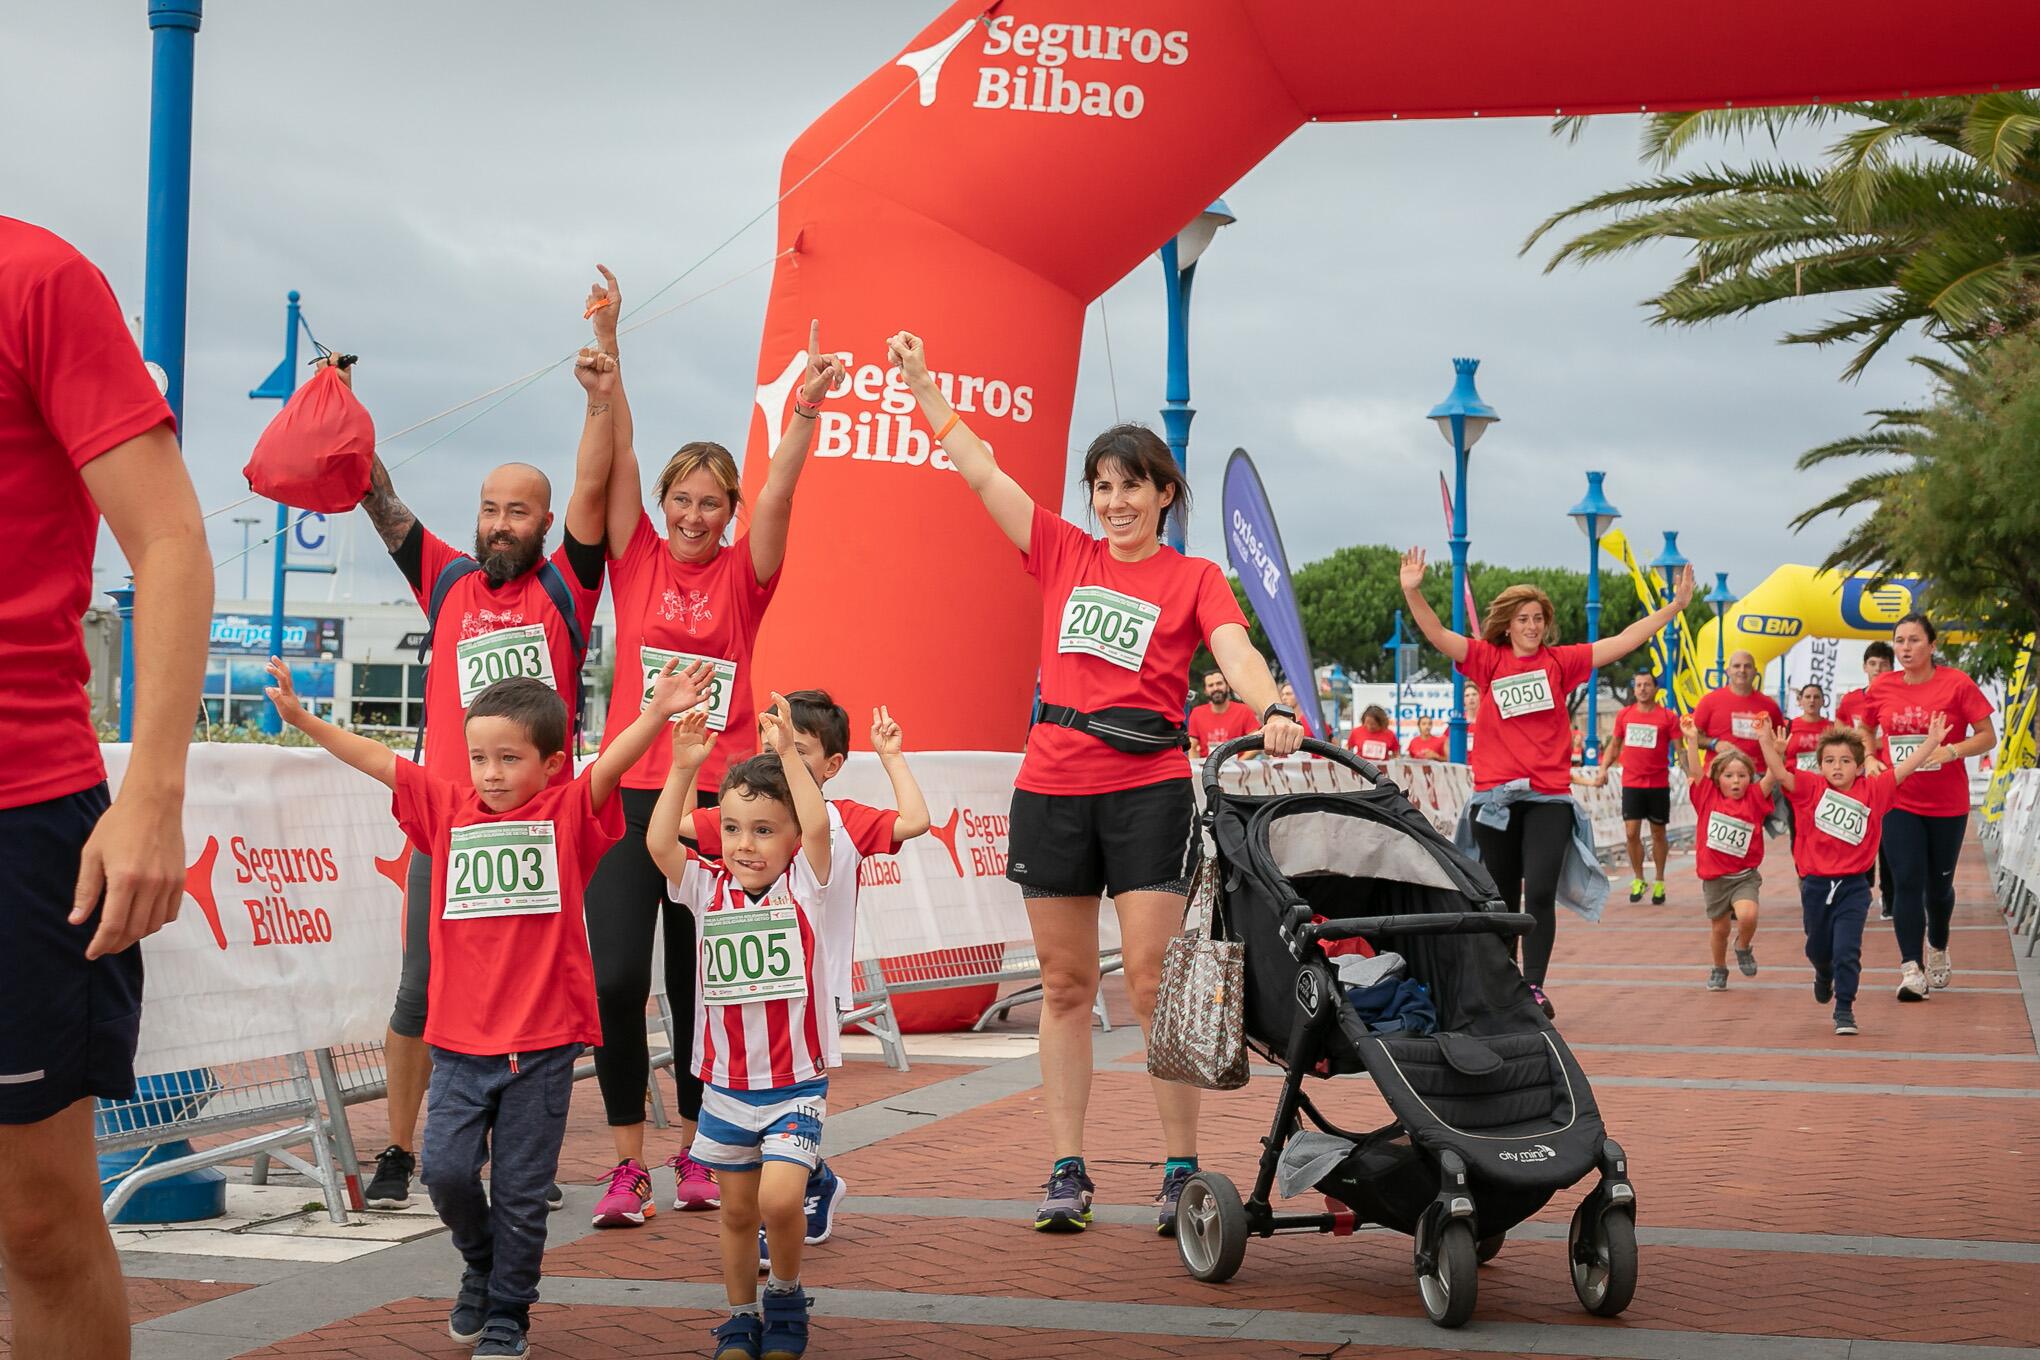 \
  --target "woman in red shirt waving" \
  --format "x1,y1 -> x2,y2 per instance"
1864,614 -> 1996,1000
890,330 -> 1303,1238
1400,547 -> 1694,1017
578,277 -> 848,1227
